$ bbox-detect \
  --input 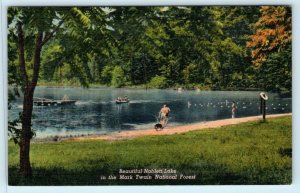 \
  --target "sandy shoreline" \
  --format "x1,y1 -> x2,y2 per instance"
58,113 -> 291,142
